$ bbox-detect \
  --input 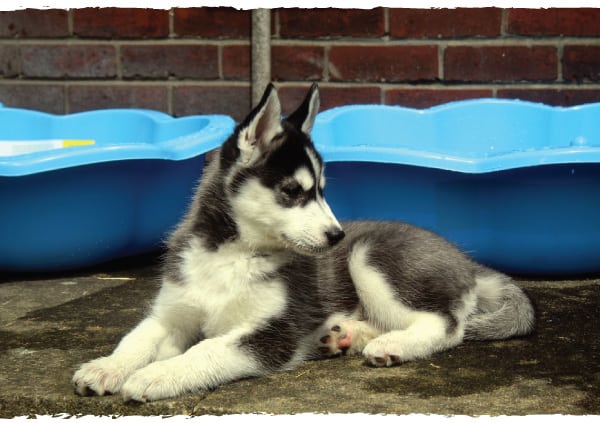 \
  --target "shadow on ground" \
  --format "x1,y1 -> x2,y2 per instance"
0,257 -> 598,417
